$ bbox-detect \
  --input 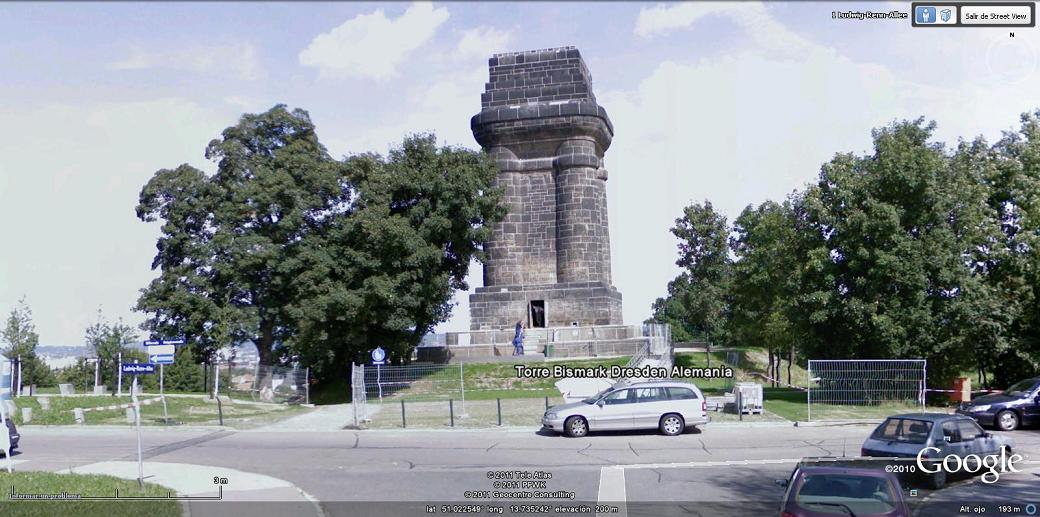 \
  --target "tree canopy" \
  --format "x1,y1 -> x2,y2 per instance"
650,114 -> 1040,388
136,105 -> 503,379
